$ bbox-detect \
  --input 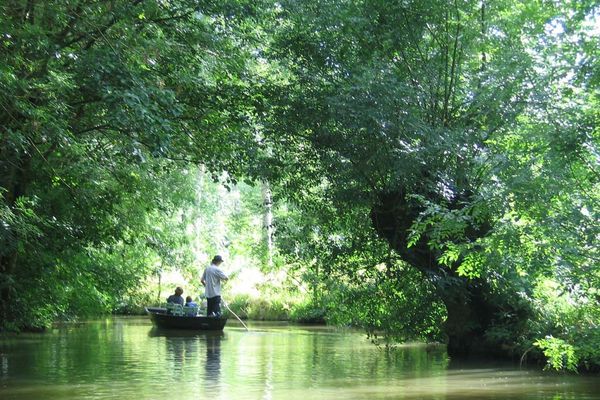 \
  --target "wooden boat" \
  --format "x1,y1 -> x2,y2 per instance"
145,307 -> 227,331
